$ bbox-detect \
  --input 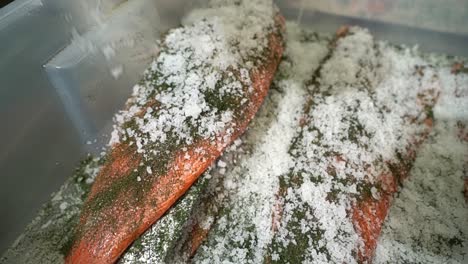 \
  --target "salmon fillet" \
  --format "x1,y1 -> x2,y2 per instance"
65,1 -> 285,263
190,25 -> 440,263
